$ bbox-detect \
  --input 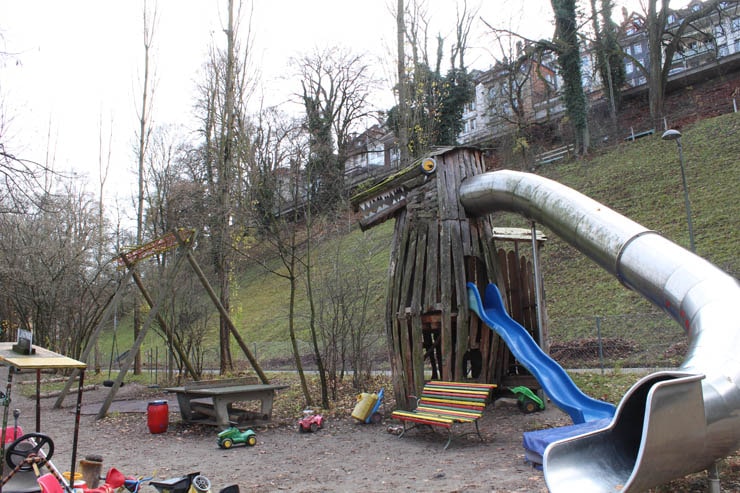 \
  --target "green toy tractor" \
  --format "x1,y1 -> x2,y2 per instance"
510,386 -> 545,414
217,427 -> 257,449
